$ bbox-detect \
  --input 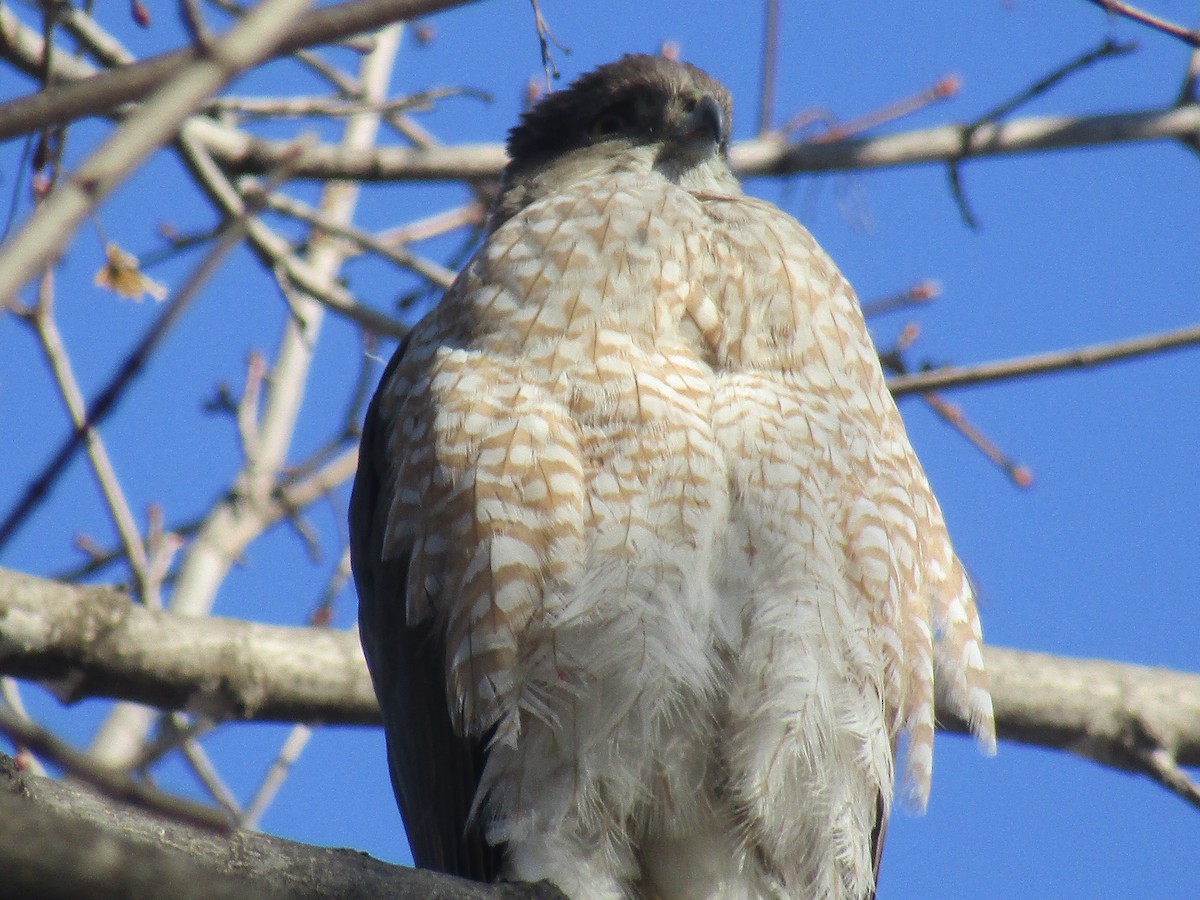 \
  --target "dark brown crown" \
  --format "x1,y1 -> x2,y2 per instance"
505,54 -> 733,176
